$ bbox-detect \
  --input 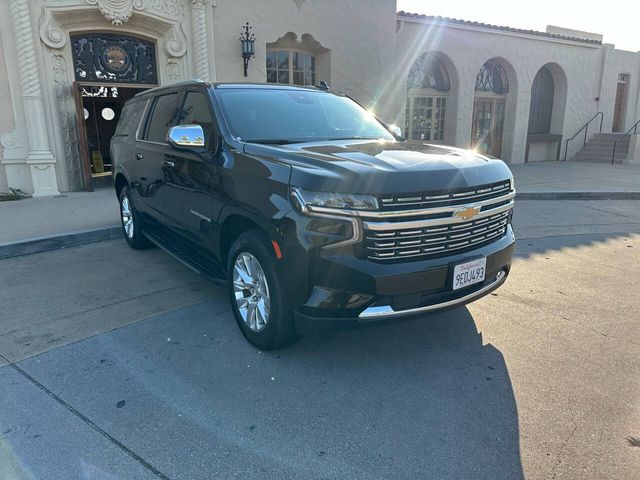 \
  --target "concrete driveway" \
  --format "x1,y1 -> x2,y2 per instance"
1,200 -> 639,479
